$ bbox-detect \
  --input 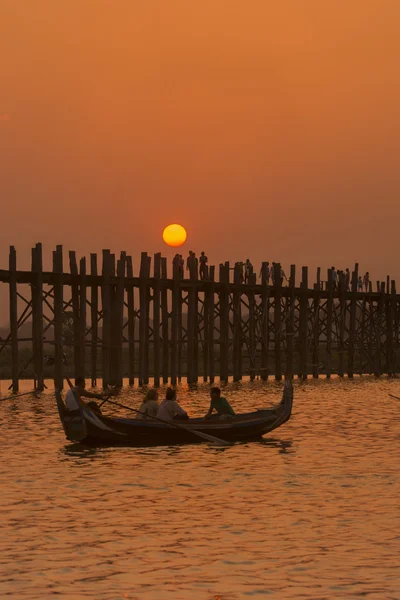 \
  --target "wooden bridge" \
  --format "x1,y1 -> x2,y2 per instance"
1,244 -> 399,391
